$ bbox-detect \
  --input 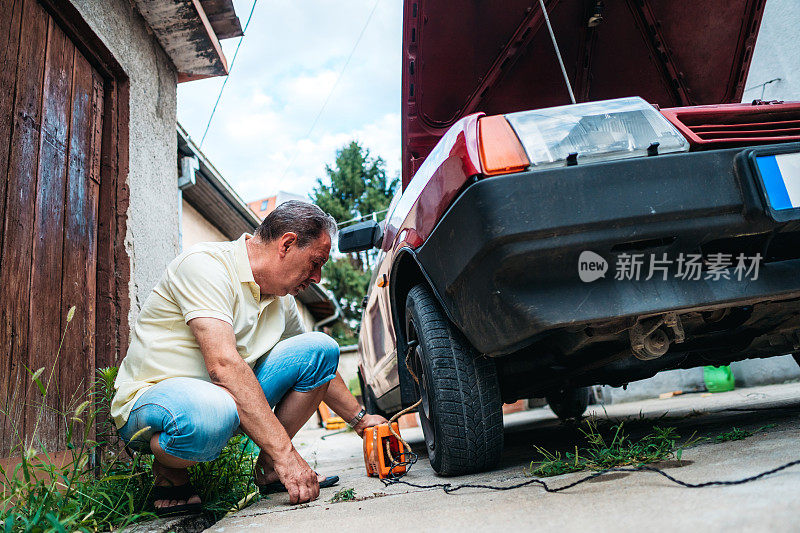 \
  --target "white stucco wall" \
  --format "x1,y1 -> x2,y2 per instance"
70,0 -> 179,328
180,200 -> 227,251
742,0 -> 800,102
